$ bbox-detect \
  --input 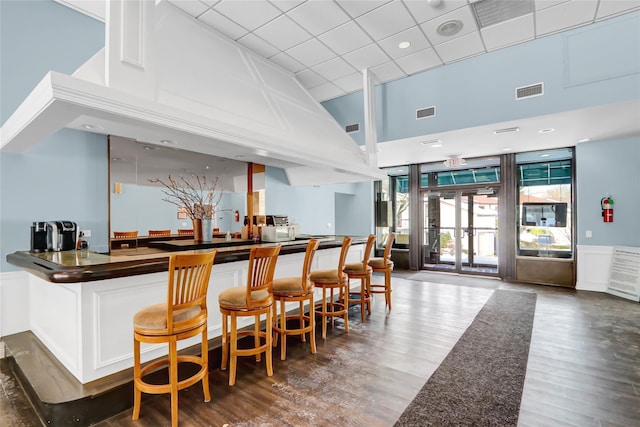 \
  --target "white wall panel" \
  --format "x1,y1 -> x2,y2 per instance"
576,245 -> 613,292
